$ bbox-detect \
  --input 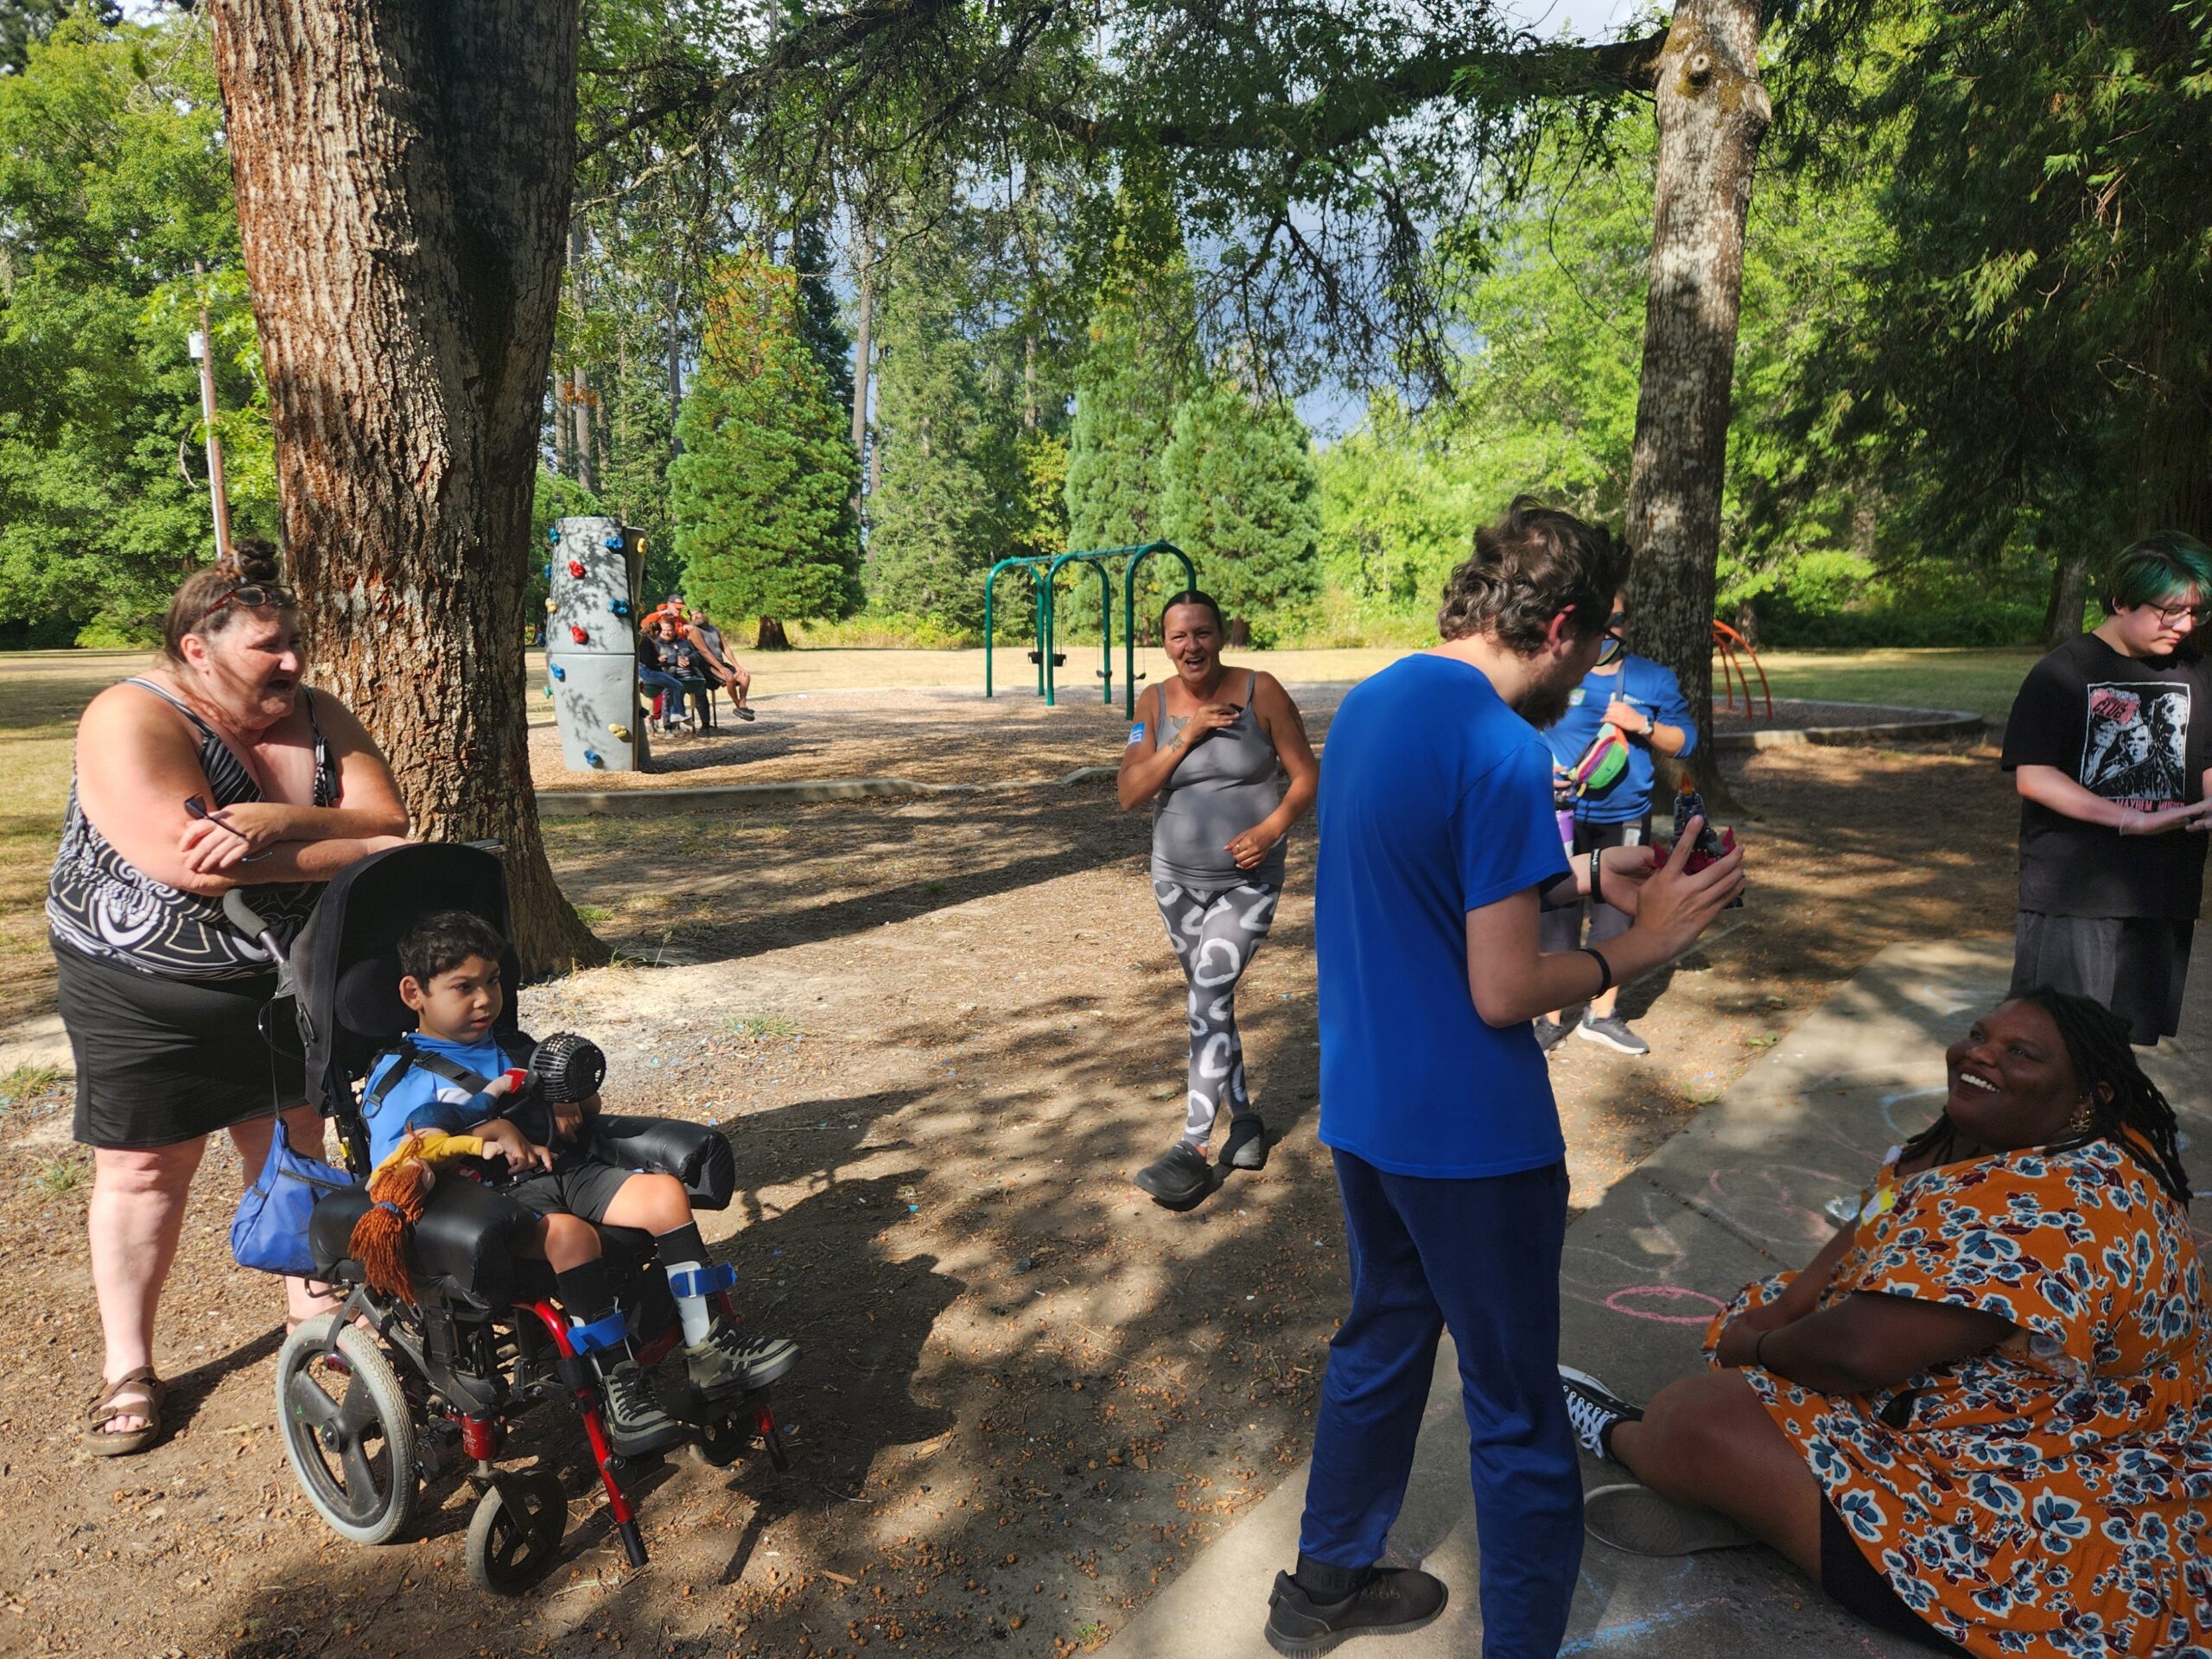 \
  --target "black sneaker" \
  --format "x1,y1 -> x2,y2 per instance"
1133,1141 -> 1212,1206
1559,1364 -> 1642,1460
1220,1113 -> 1268,1171
685,1321 -> 799,1395
734,705 -> 756,721
598,1356 -> 685,1457
1533,1017 -> 1569,1054
1263,1567 -> 1447,1657
1576,1014 -> 1650,1056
